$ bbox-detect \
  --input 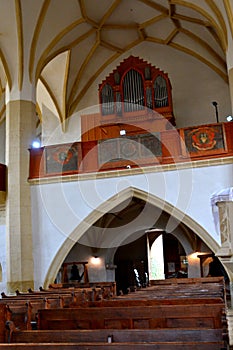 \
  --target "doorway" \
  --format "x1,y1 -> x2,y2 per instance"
114,232 -> 187,294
